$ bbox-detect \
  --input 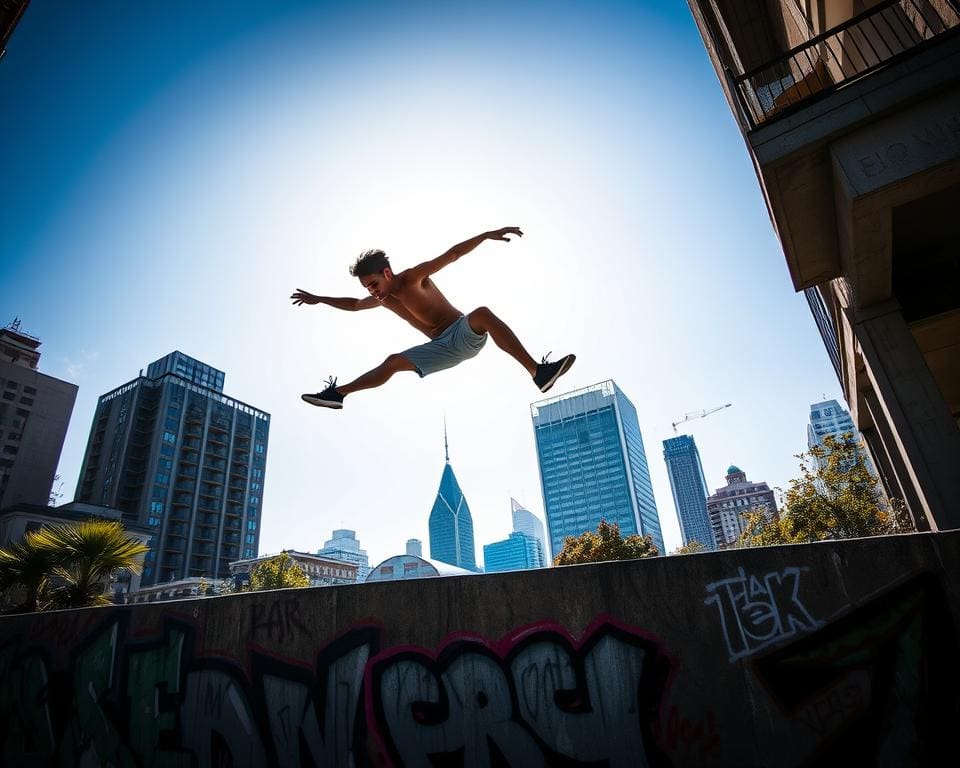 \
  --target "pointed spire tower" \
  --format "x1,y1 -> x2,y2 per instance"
428,420 -> 478,571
